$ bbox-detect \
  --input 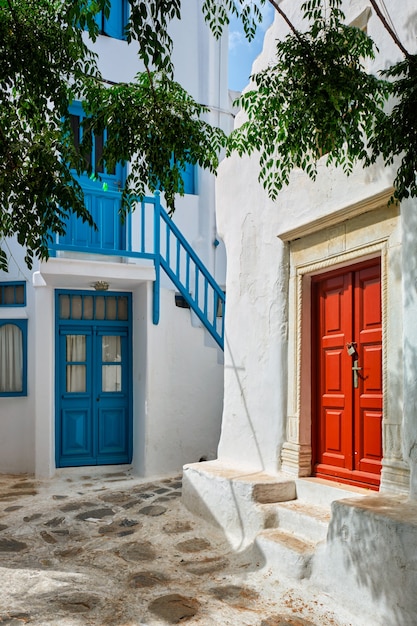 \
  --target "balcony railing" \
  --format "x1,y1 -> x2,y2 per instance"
49,192 -> 225,350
